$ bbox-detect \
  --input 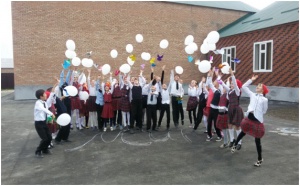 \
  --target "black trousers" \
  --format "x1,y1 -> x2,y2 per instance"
188,108 -> 197,124
56,103 -> 72,141
158,104 -> 170,128
147,105 -> 157,130
207,108 -> 222,138
113,110 -> 122,126
194,105 -> 205,130
171,96 -> 180,125
55,124 -> 70,141
96,104 -> 104,129
35,121 -> 52,153
130,99 -> 143,129
179,103 -> 184,121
